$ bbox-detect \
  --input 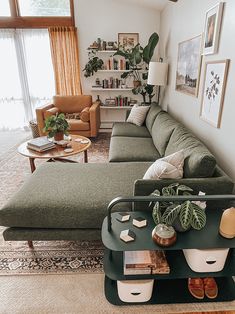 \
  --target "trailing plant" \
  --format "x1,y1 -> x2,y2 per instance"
43,113 -> 69,138
150,183 -> 207,231
114,32 -> 159,103
83,50 -> 104,78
